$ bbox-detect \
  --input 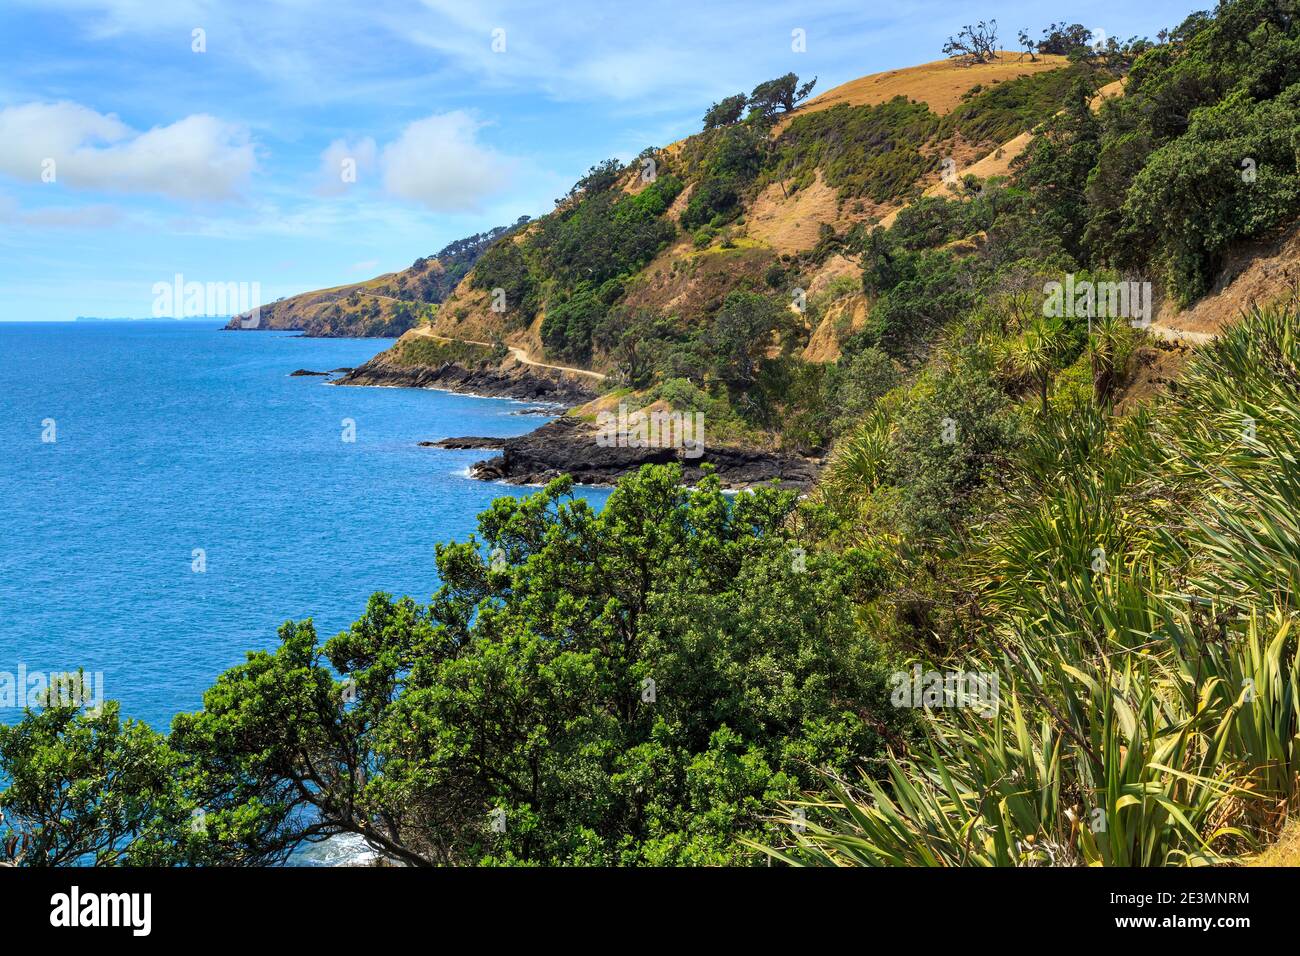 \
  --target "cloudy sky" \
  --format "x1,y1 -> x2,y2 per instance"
0,0 -> 1194,321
